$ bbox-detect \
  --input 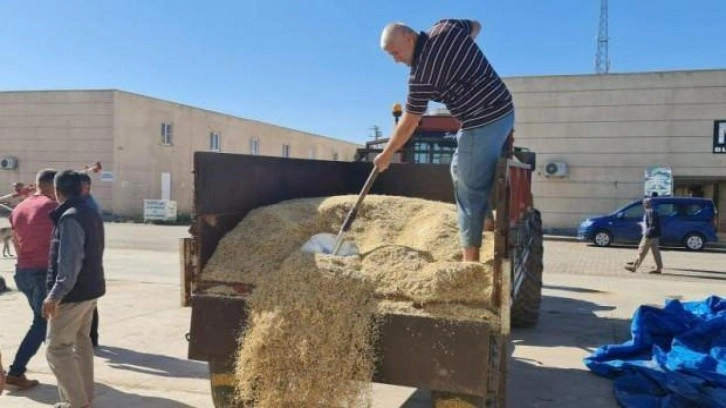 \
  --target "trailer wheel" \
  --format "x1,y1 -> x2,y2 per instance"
510,209 -> 544,328
431,391 -> 486,407
208,359 -> 244,408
